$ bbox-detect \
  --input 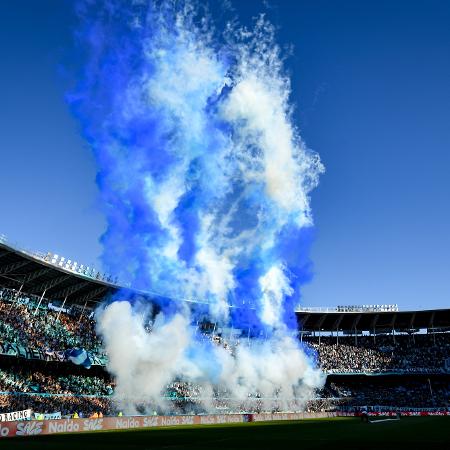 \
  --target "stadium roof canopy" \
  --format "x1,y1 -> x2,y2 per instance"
0,240 -> 118,308
296,308 -> 450,333
1,239 -> 449,331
